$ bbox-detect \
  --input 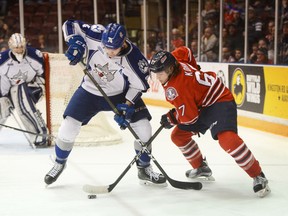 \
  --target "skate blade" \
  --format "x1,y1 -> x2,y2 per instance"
187,175 -> 215,182
139,179 -> 168,187
256,185 -> 271,198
